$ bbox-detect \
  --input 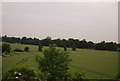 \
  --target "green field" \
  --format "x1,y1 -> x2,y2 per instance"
2,43 -> 118,79
0,57 -> 2,80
